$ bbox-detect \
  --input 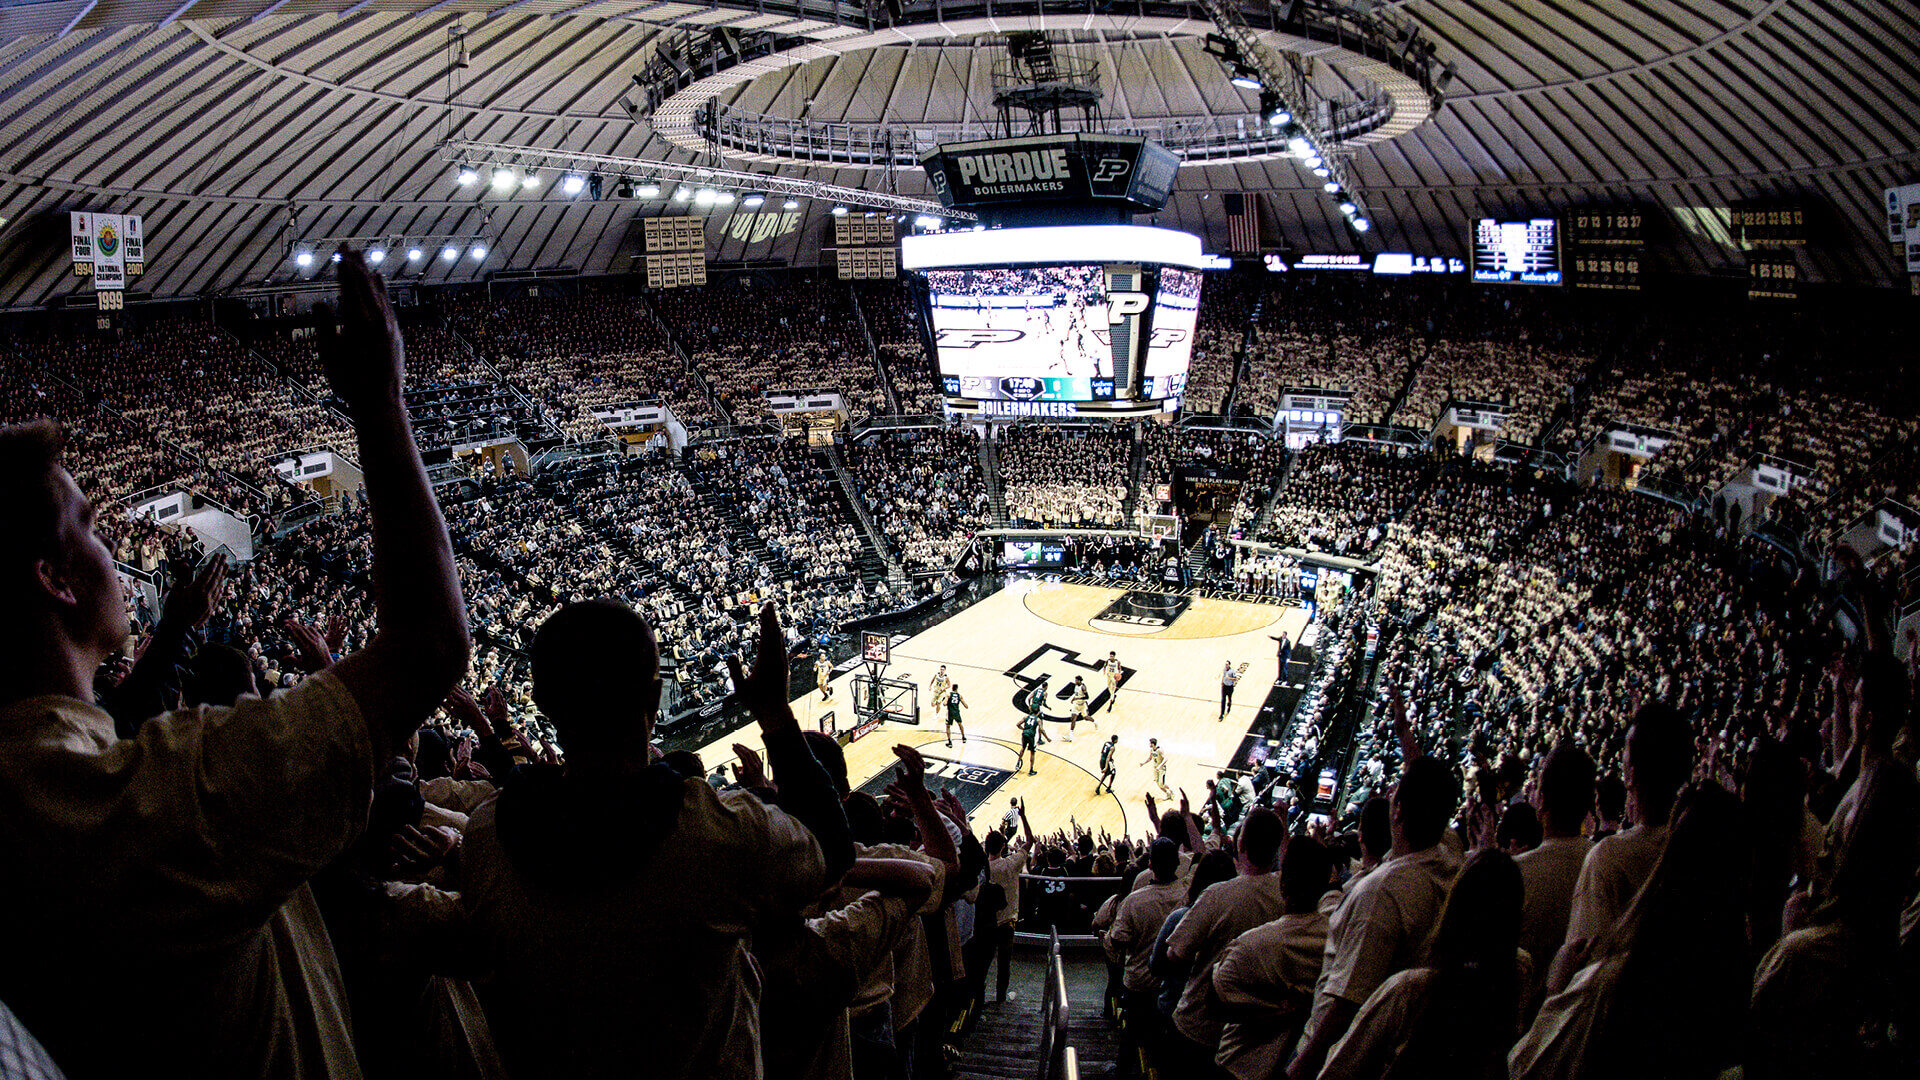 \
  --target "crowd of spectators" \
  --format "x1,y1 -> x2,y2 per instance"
999,423 -> 1134,528
653,275 -> 886,422
452,292 -> 719,434
1258,441 -> 1430,556
846,428 -> 990,572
